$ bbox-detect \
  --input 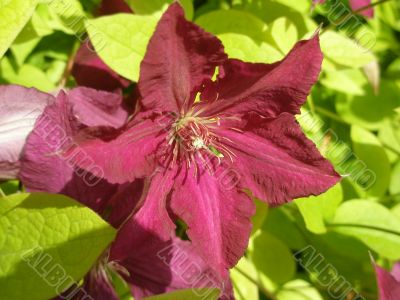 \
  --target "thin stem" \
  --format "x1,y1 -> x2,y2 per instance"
314,106 -> 349,125
59,41 -> 80,88
327,223 -> 400,237
307,96 -> 316,115
0,187 -> 5,198
234,266 -> 277,300
323,0 -> 392,32
354,0 -> 392,14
